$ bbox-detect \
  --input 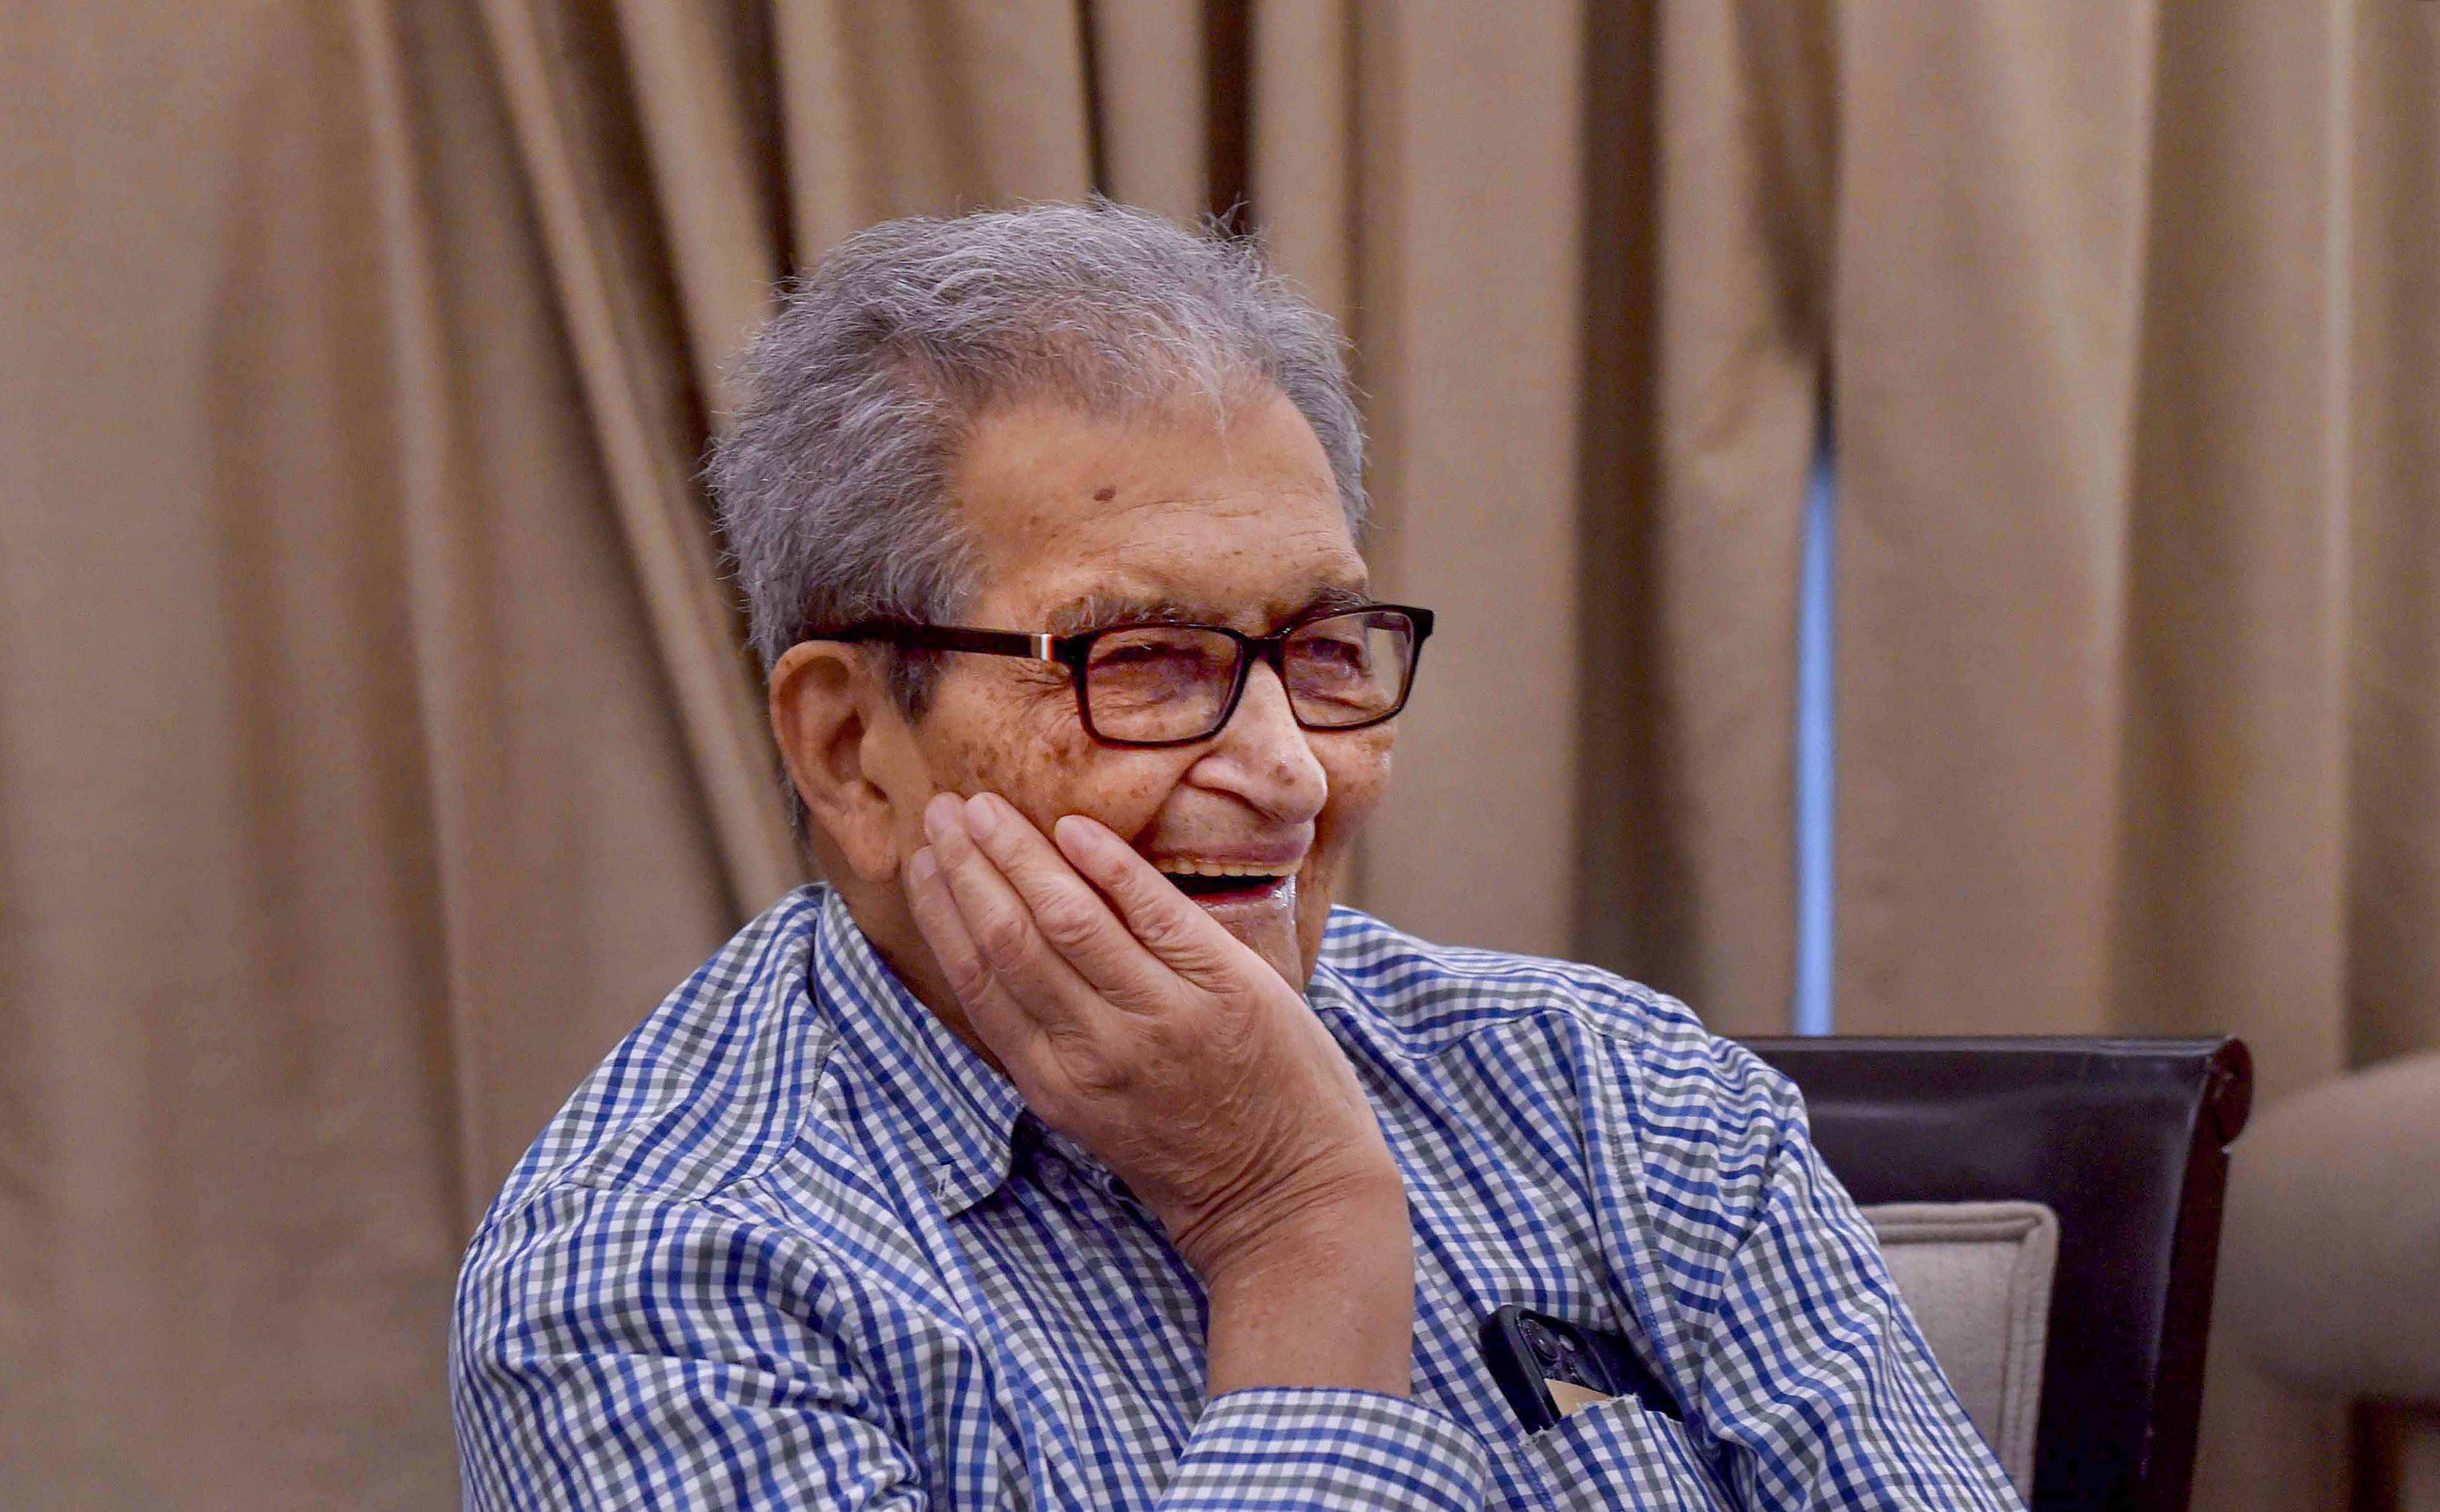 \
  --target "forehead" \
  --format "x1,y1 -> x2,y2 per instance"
949,392 -> 1367,627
